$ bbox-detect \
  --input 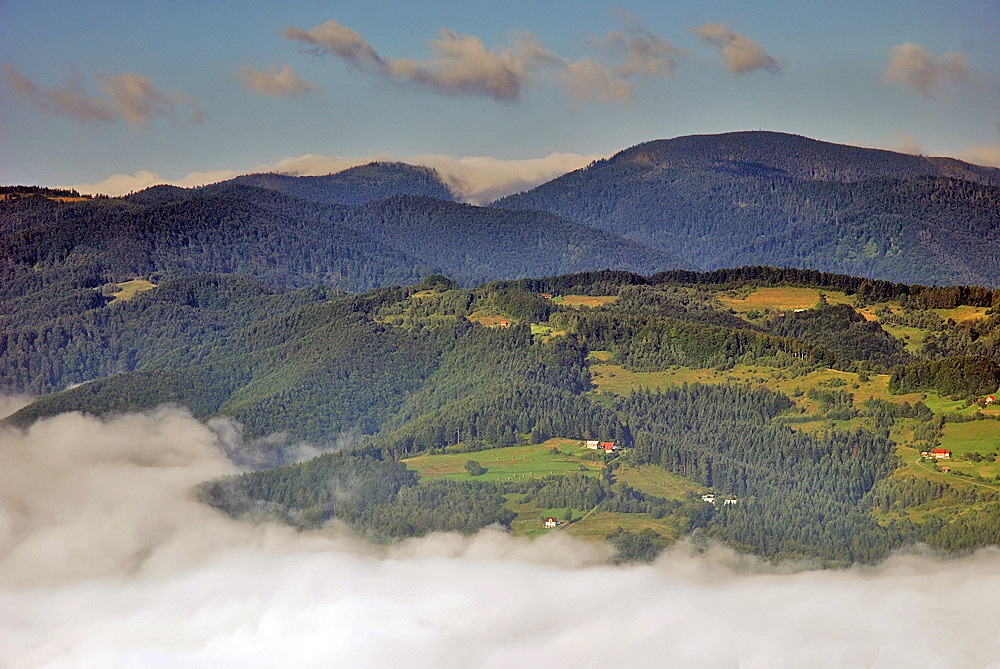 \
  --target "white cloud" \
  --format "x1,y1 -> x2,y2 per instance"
886,43 -> 971,99
3,64 -> 204,126
5,404 -> 1000,667
691,23 -> 783,75
241,64 -> 317,97
68,152 -> 602,203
